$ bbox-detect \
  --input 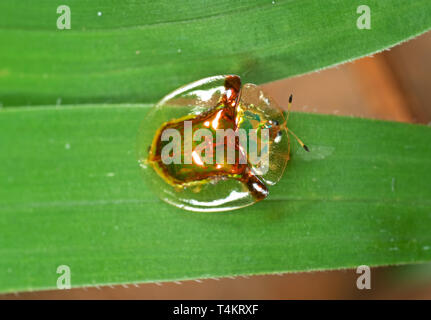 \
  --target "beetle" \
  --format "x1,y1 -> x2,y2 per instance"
138,75 -> 308,212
